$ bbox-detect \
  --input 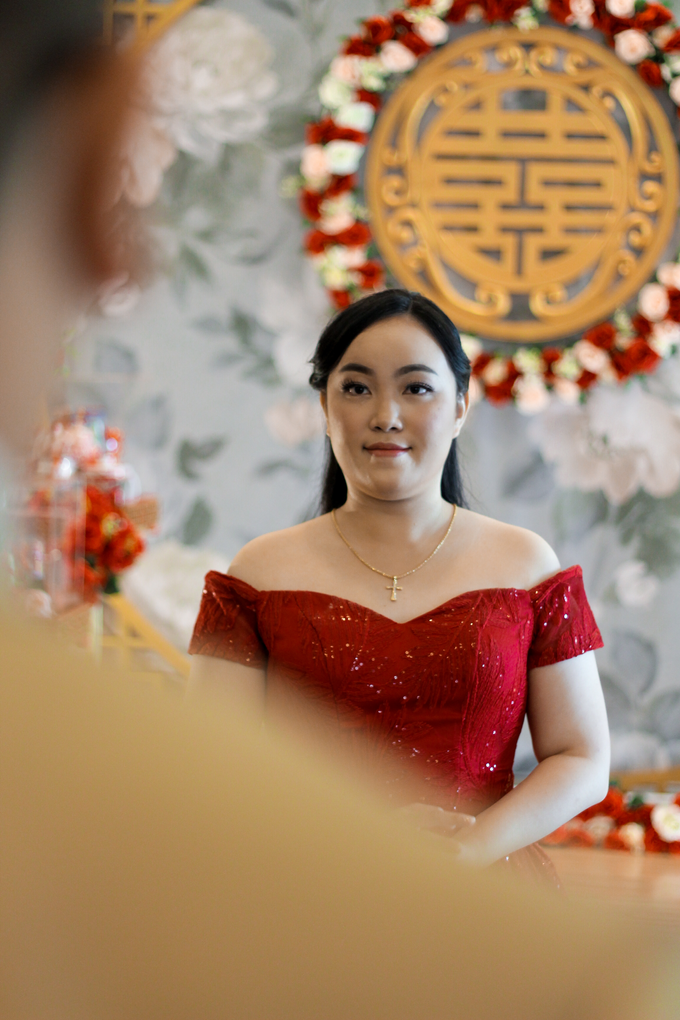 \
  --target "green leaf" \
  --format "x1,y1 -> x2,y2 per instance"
194,316 -> 228,335
261,0 -> 297,15
180,498 -> 213,546
255,459 -> 311,479
177,437 -> 227,480
179,244 -> 211,283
